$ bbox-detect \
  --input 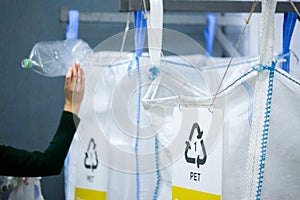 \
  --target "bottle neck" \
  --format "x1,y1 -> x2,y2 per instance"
21,58 -> 31,68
